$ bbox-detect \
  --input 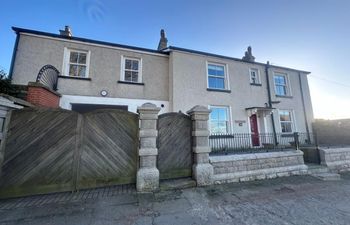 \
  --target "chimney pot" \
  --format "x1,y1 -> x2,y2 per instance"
59,25 -> 72,37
